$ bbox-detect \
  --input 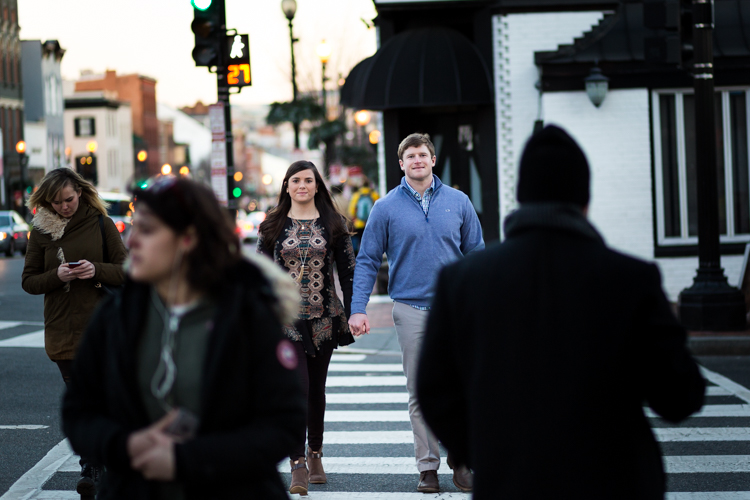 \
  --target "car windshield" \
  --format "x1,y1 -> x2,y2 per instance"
106,200 -> 131,217
0,215 -> 11,226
